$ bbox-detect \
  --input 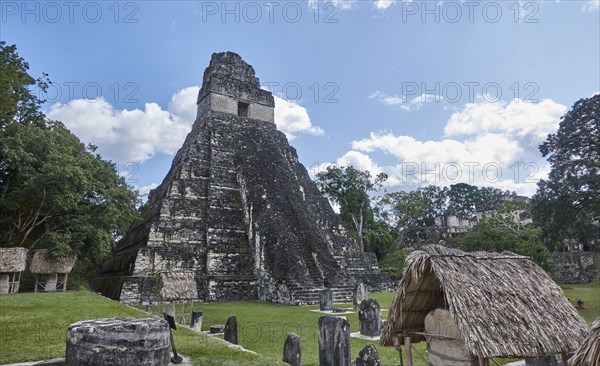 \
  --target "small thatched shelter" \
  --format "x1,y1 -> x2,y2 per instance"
569,317 -> 600,366
30,249 -> 77,292
155,271 -> 198,301
155,272 -> 198,325
381,245 -> 589,366
0,247 -> 28,294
